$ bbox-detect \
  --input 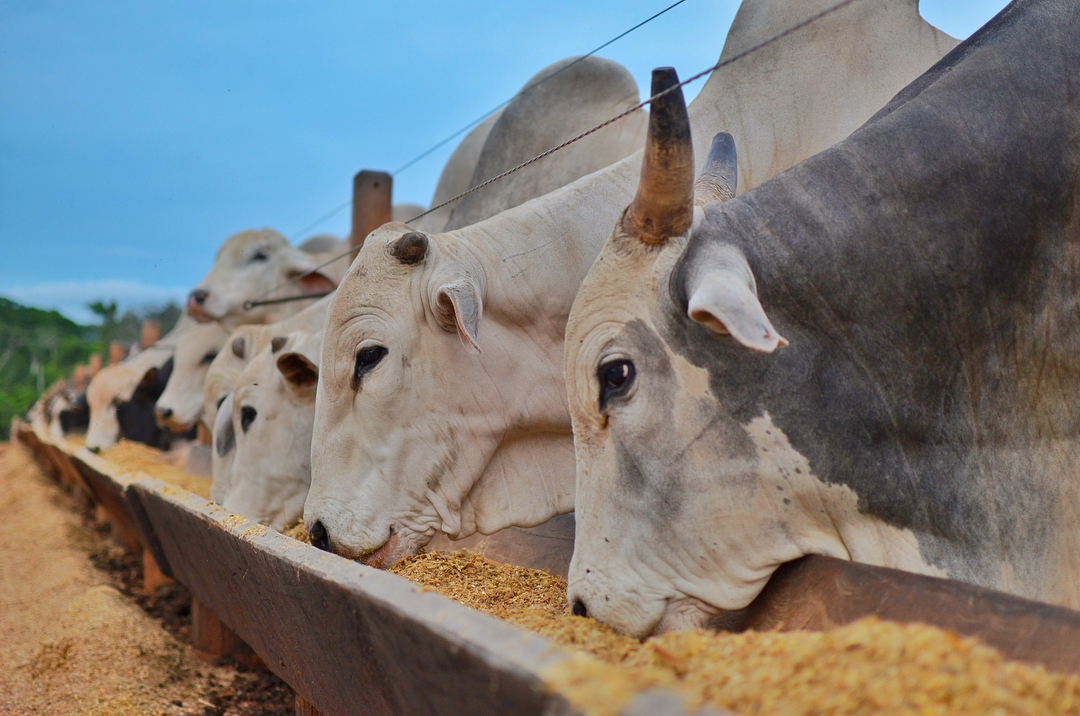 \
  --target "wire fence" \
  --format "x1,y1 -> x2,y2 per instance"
284,0 -> 691,244
246,0 -> 861,310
